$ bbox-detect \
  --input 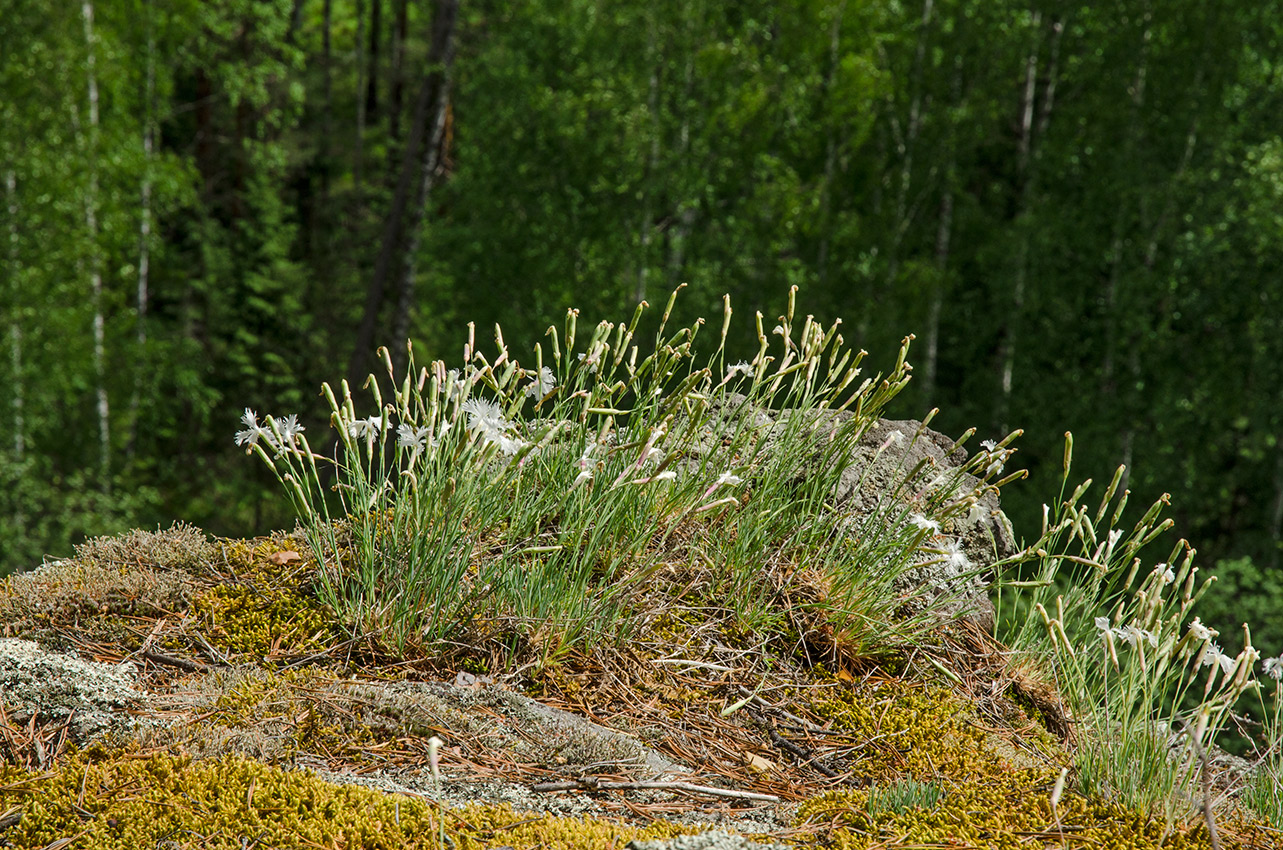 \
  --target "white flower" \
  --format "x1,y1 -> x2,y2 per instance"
1113,625 -> 1157,649
967,502 -> 988,525
234,408 -> 270,448
496,434 -> 528,456
715,472 -> 743,488
1263,655 -> 1283,681
525,366 -> 557,399
942,538 -> 970,570
397,423 -> 430,450
725,361 -> 754,380
463,398 -> 507,435
462,398 -> 524,453
347,415 -> 387,440
910,514 -> 941,534
981,439 -> 998,451
575,443 -> 595,471
1094,616 -> 1113,634
577,351 -> 601,374
1155,563 -> 1175,585
277,414 -> 305,445
573,469 -> 594,488
630,470 -> 676,485
1187,617 -> 1215,642
1199,643 -> 1234,674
